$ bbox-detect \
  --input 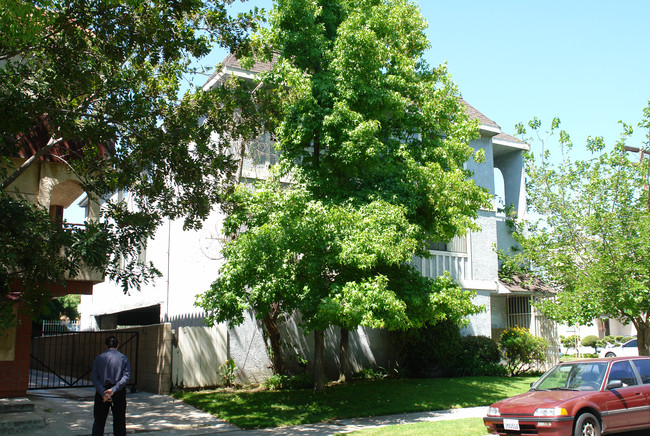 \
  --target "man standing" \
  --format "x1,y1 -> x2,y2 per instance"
91,335 -> 131,436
